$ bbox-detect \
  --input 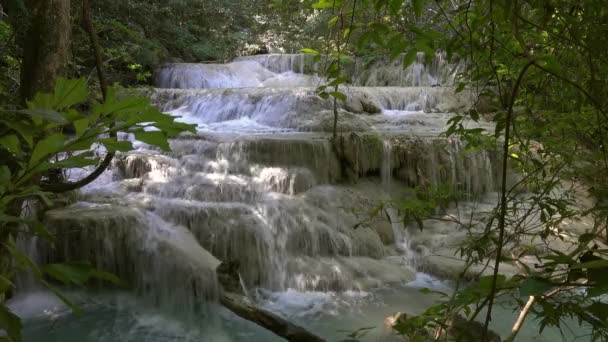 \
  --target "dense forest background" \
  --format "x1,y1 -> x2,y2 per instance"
0,0 -> 330,102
